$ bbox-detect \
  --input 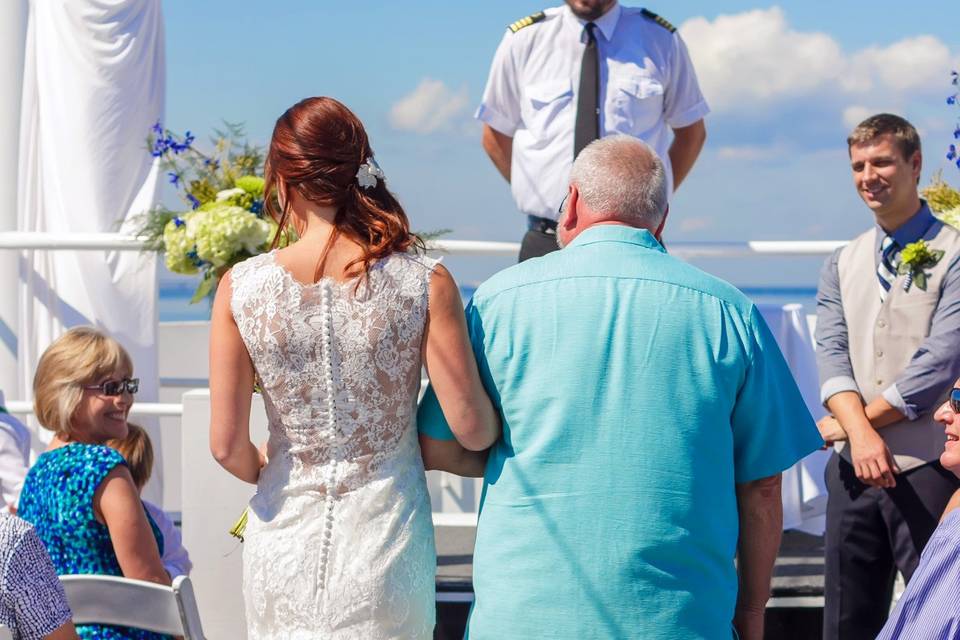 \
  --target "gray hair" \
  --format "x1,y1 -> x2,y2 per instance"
568,135 -> 668,228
